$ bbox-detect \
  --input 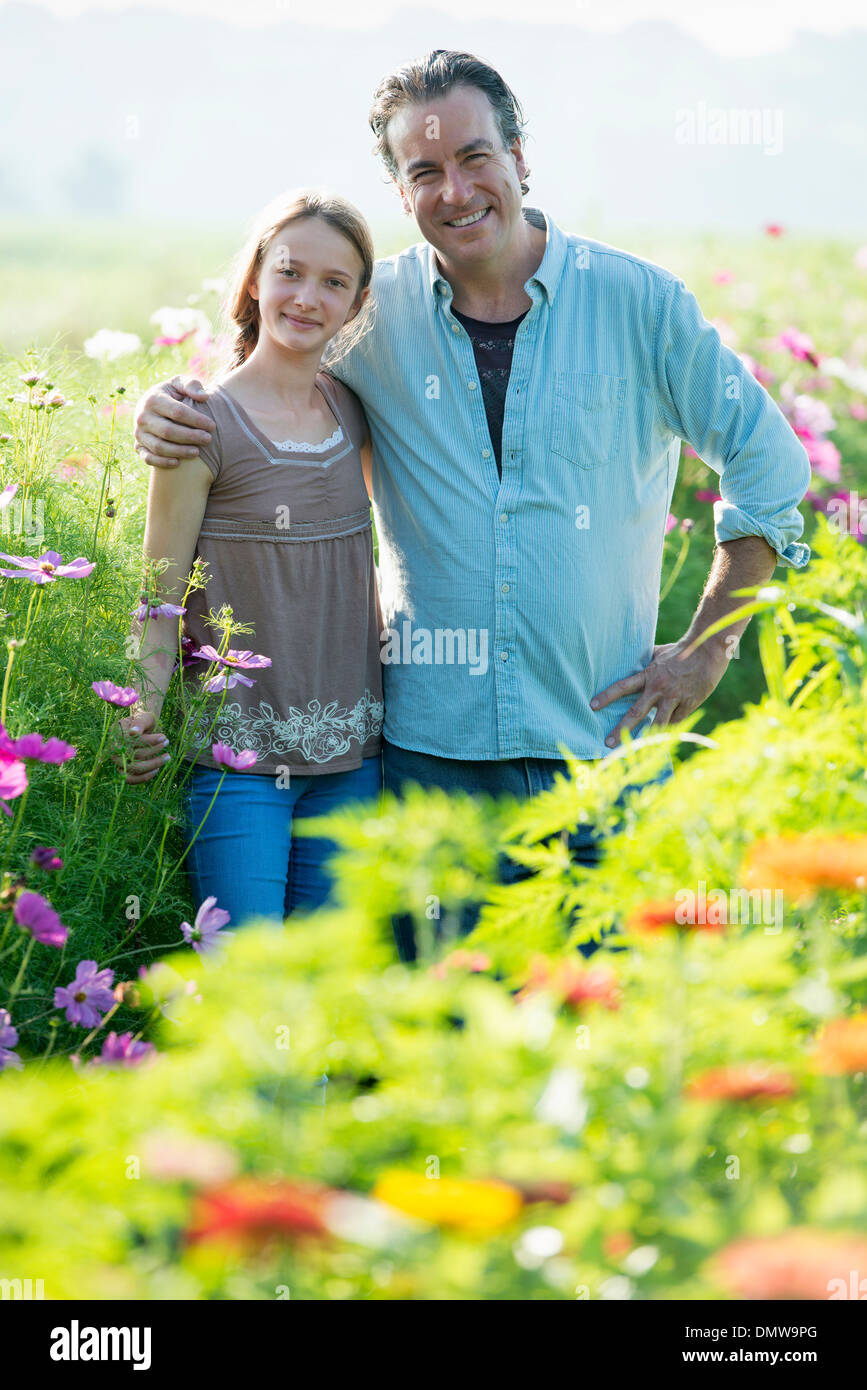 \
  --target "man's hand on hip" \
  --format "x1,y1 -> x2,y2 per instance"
590,637 -> 730,748
134,376 -> 215,467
